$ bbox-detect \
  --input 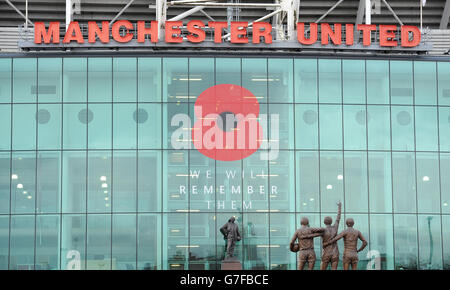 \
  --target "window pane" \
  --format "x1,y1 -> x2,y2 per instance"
394,214 -> 418,269
369,214 -> 394,270
391,106 -> 414,151
270,104 -> 293,149
418,215 -> 442,269
87,151 -> 111,213
138,151 -> 162,212
138,214 -> 162,269
62,151 -> 86,213
0,104 -> 11,150
343,60 -> 365,104
189,213 -> 216,270
63,104 -> 87,149
367,105 -> 391,150
0,153 -> 10,214
63,58 -> 87,102
164,213 -> 188,269
61,215 -> 86,270
243,213 -> 269,269
294,59 -> 317,103
319,105 -> 342,150
113,104 -> 136,149
163,58 -> 188,102
10,215 -> 35,270
163,150 -> 188,212
216,58 -> 240,85
0,58 -> 11,103
318,59 -> 341,103
344,151 -> 368,212
137,104 -> 162,149
37,151 -> 61,213
270,151 -> 295,212
13,58 -> 37,103
268,59 -> 293,103
112,214 -> 136,270
38,58 -> 62,103
295,104 -> 318,149
189,150 -> 215,212
415,106 -> 438,151
216,159 -> 242,213
86,214 -> 111,270
113,151 -> 136,213
416,153 -> 440,213
163,103 -> 188,149
113,57 -> 136,102
296,151 -> 319,212
37,104 -> 61,150
11,152 -> 36,214
438,62 -> 450,106
270,213 -> 296,269
343,105 -> 366,150
138,58 -> 161,102
414,61 -> 437,105
36,215 -> 60,270
439,107 -> 450,151
88,104 -> 112,149
320,151 -> 343,212
243,58 -> 267,103
392,152 -> 416,213
368,152 -> 392,213
0,216 -> 9,269
390,61 -> 413,105
367,60 -> 389,104
12,104 -> 36,150
190,58 -> 214,104
443,215 -> 450,269
440,153 -> 450,214
243,150 -> 268,212
88,58 -> 112,102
